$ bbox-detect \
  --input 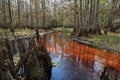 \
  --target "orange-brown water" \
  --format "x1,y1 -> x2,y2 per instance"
44,32 -> 120,80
